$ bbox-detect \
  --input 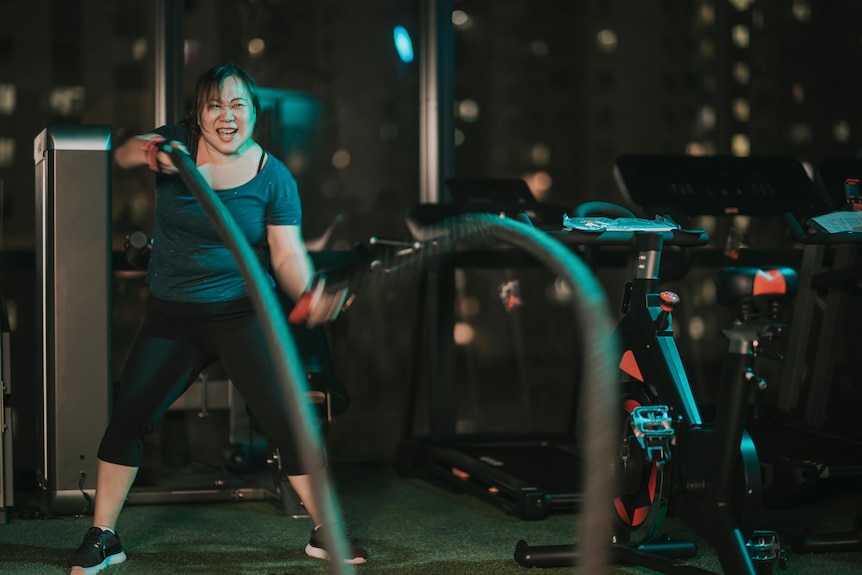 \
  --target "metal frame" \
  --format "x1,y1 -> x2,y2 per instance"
0,301 -> 12,524
34,125 -> 113,515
